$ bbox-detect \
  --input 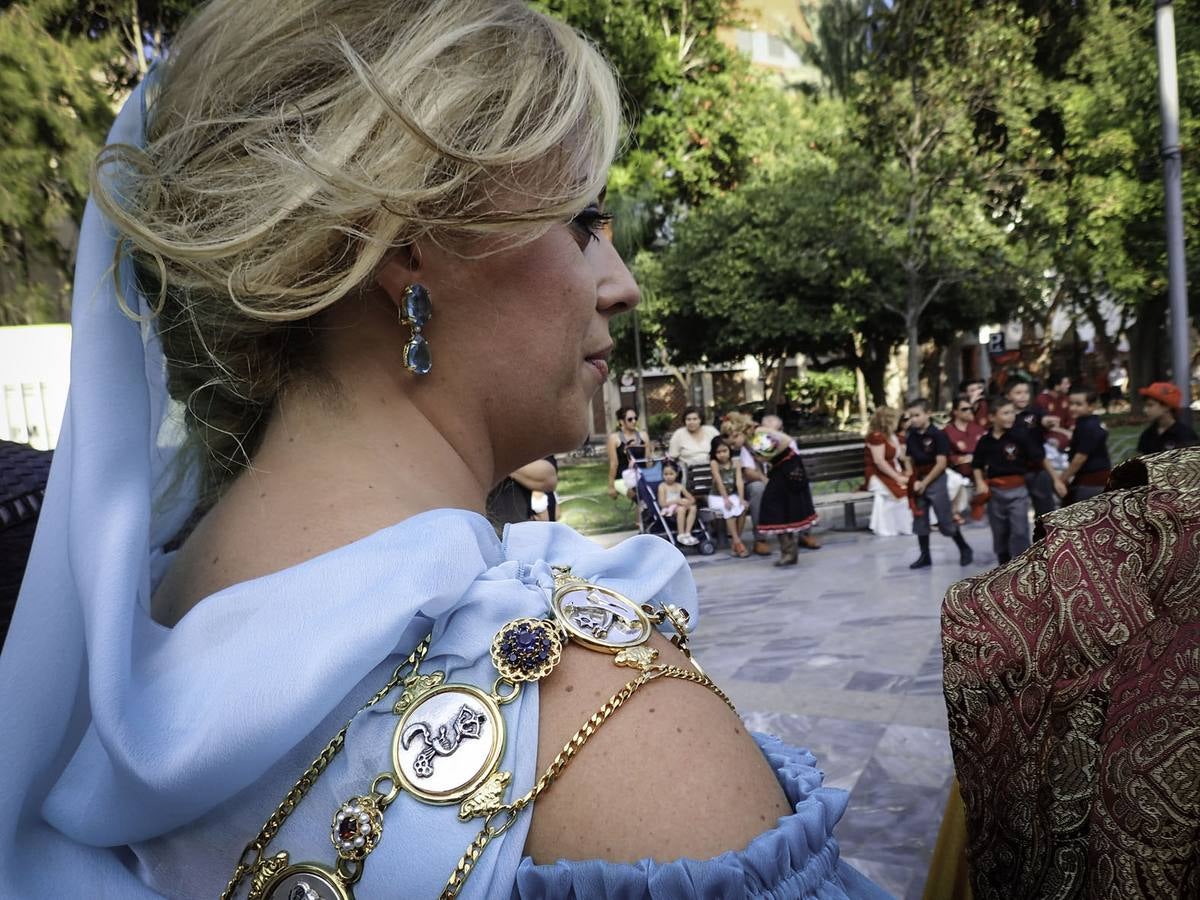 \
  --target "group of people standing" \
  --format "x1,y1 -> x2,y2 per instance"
865,373 -> 1198,570
607,406 -> 821,566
